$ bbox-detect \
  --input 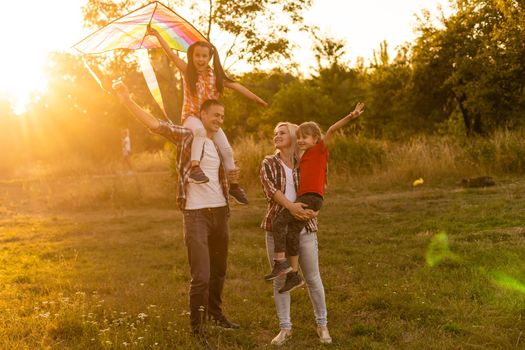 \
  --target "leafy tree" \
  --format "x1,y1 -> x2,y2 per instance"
171,0 -> 313,66
365,41 -> 414,137
82,0 -> 313,124
310,28 -> 347,69
260,63 -> 366,136
221,69 -> 296,136
263,79 -> 333,130
410,0 -> 525,135
312,64 -> 366,131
